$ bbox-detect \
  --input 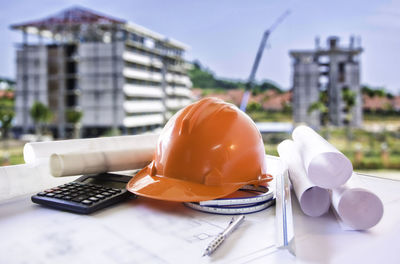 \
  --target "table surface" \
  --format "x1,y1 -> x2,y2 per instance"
1,158 -> 399,264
